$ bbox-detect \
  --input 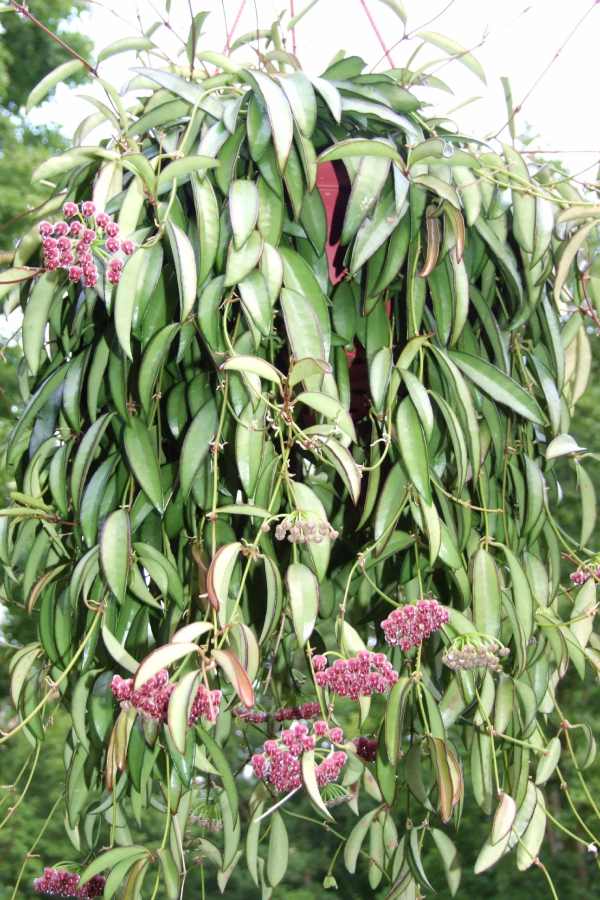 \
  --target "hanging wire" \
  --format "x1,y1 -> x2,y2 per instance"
491,0 -> 598,140
220,0 -> 230,50
369,0 -> 456,72
358,0 -> 395,67
290,0 -> 297,56
222,0 -> 246,54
